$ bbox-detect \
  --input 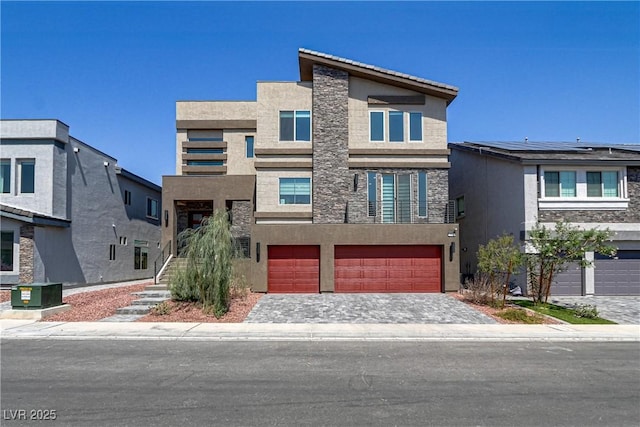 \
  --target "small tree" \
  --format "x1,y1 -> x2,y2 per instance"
477,234 -> 523,307
169,209 -> 234,317
526,221 -> 616,304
